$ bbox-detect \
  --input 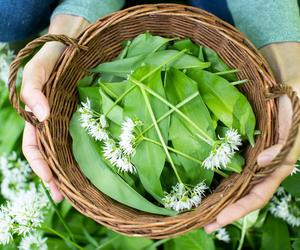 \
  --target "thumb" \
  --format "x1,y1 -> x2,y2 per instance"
257,144 -> 283,167
20,42 -> 65,122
